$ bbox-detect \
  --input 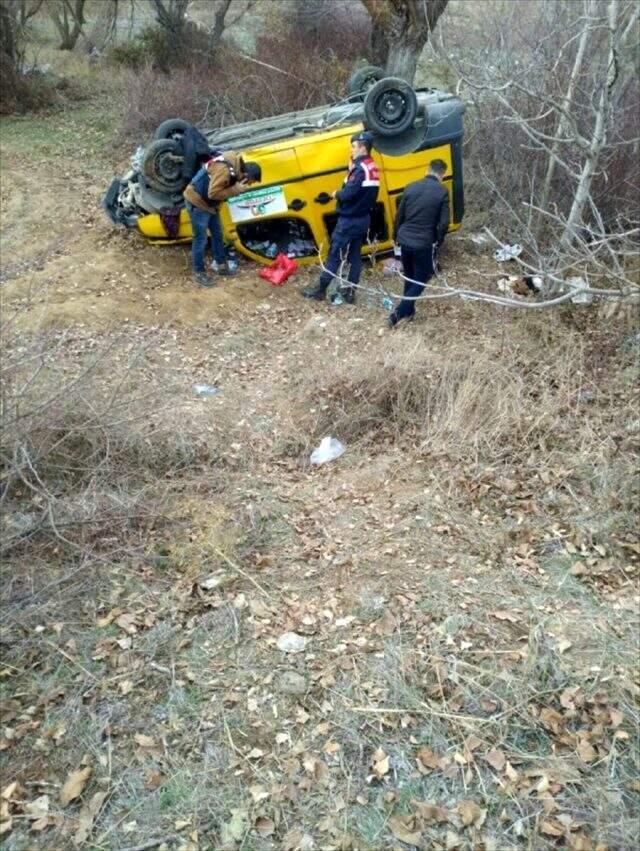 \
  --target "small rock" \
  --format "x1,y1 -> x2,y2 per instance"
276,632 -> 308,653
199,571 -> 234,591
278,671 -> 308,695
